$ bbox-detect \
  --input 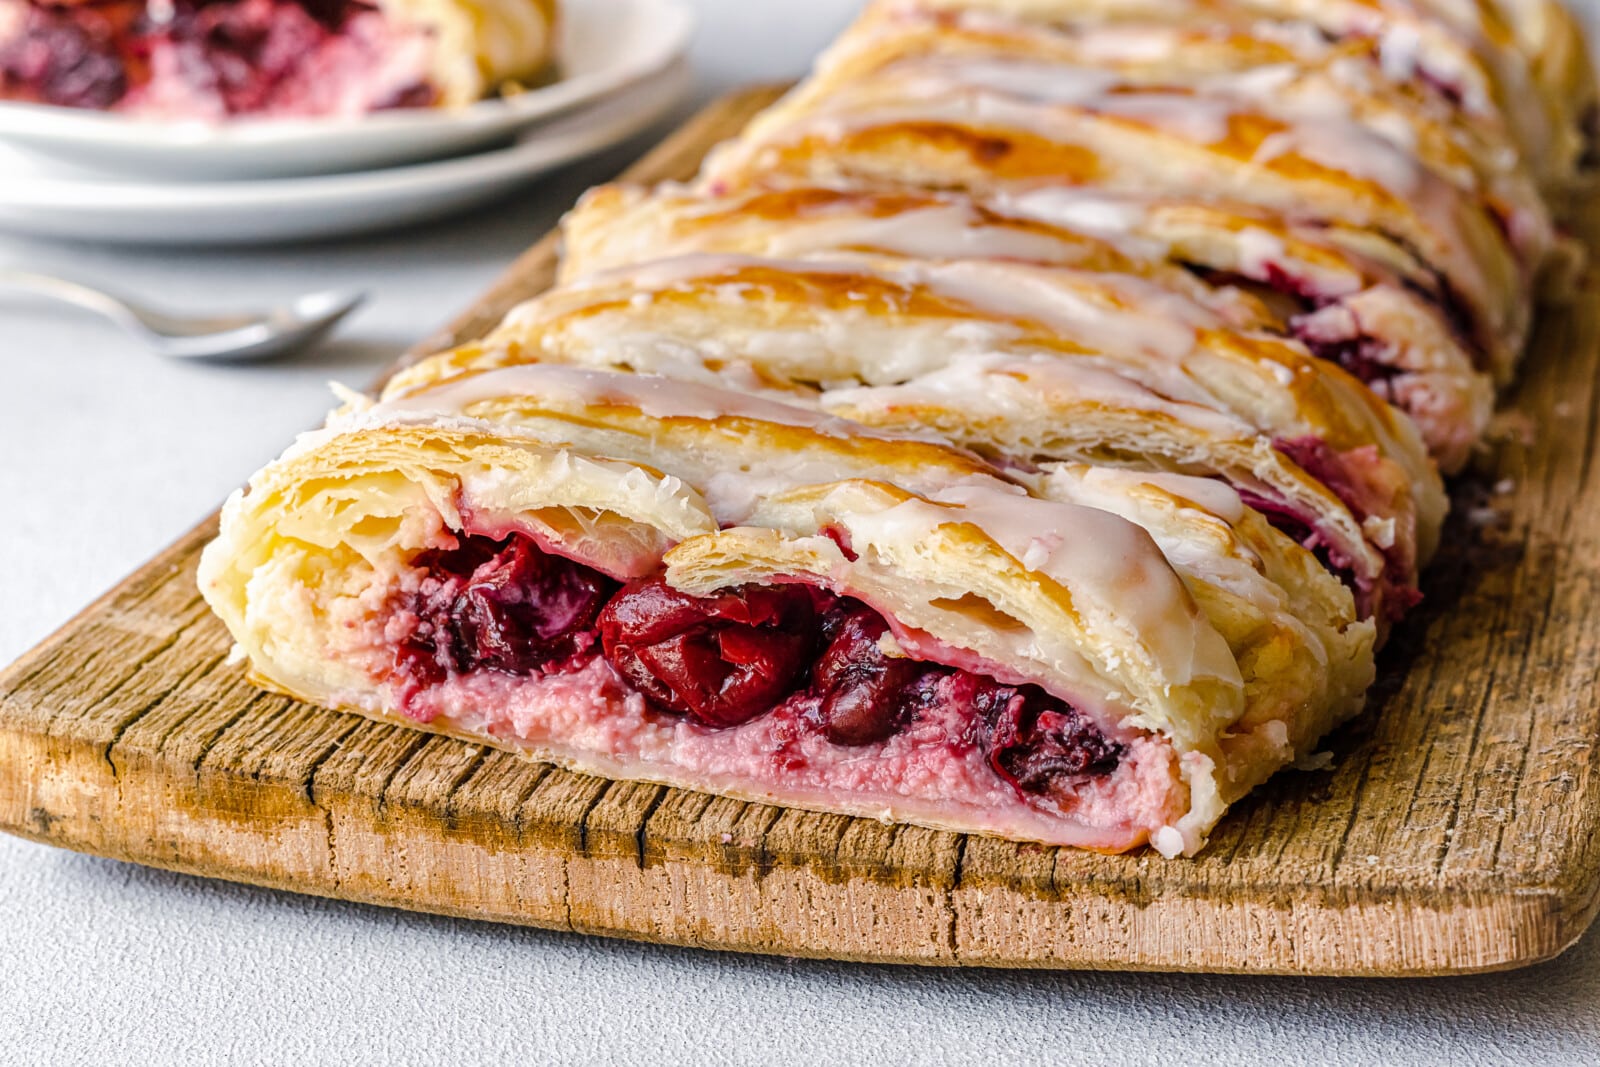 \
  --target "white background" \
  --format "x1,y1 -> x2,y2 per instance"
2,1 -> 1597,1063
